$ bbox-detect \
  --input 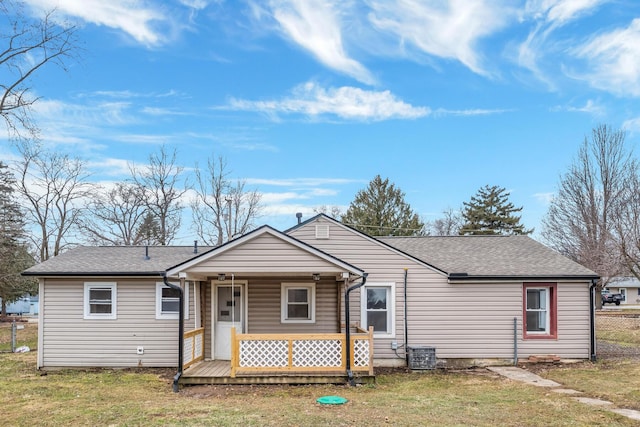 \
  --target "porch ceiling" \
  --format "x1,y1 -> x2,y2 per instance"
176,270 -> 353,282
